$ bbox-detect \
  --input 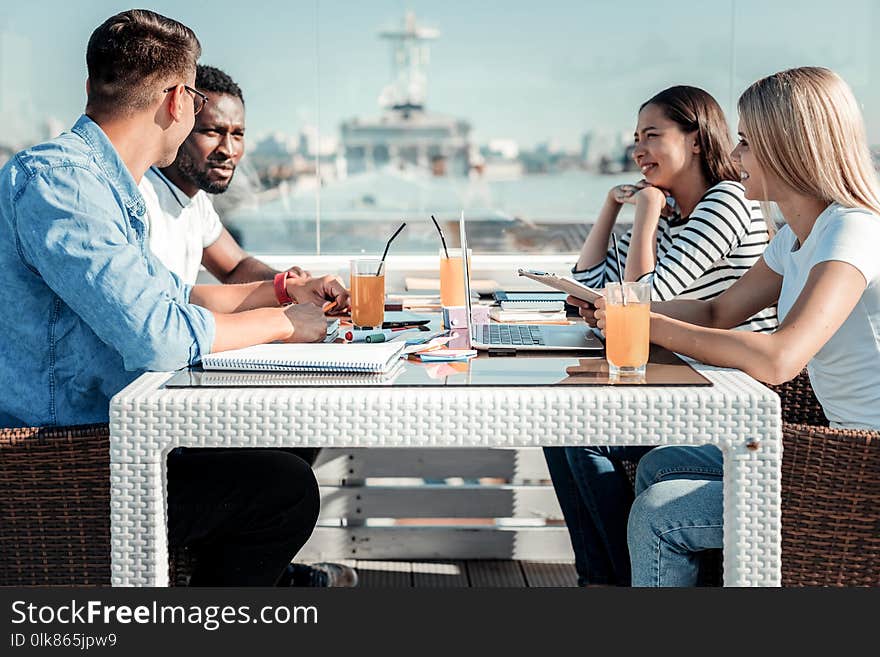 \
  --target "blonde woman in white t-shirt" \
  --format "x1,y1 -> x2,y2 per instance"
573,66 -> 880,586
